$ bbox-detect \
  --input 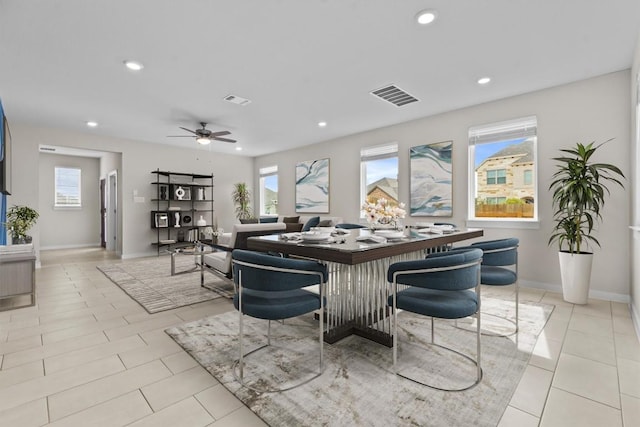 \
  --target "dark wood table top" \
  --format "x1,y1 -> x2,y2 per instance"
247,228 -> 483,265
